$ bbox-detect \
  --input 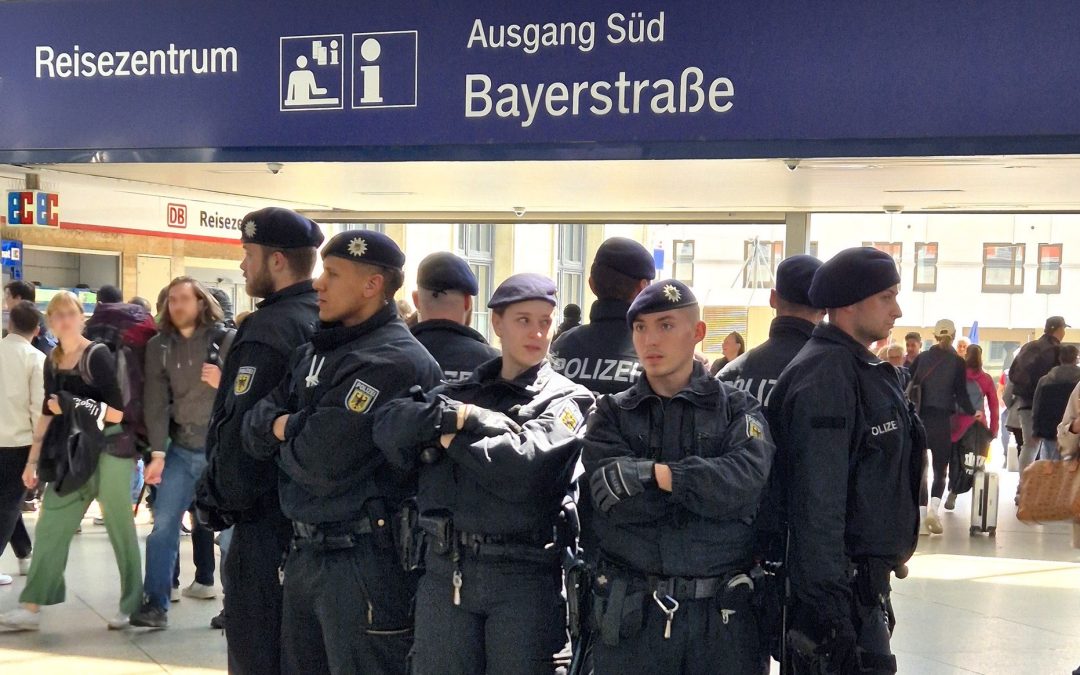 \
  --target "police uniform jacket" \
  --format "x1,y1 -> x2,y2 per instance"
550,299 -> 642,395
767,321 -> 924,623
200,281 -> 319,519
717,316 -> 816,410
411,319 -> 499,384
582,363 -> 775,578
374,358 -> 594,537
244,302 -> 442,525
